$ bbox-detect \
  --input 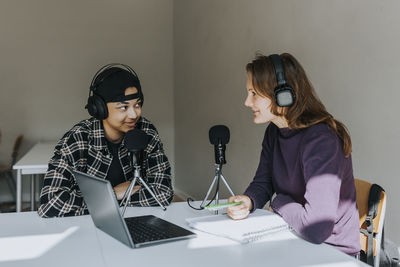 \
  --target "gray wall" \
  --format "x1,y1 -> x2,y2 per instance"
174,0 -> 400,244
0,0 -> 174,201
